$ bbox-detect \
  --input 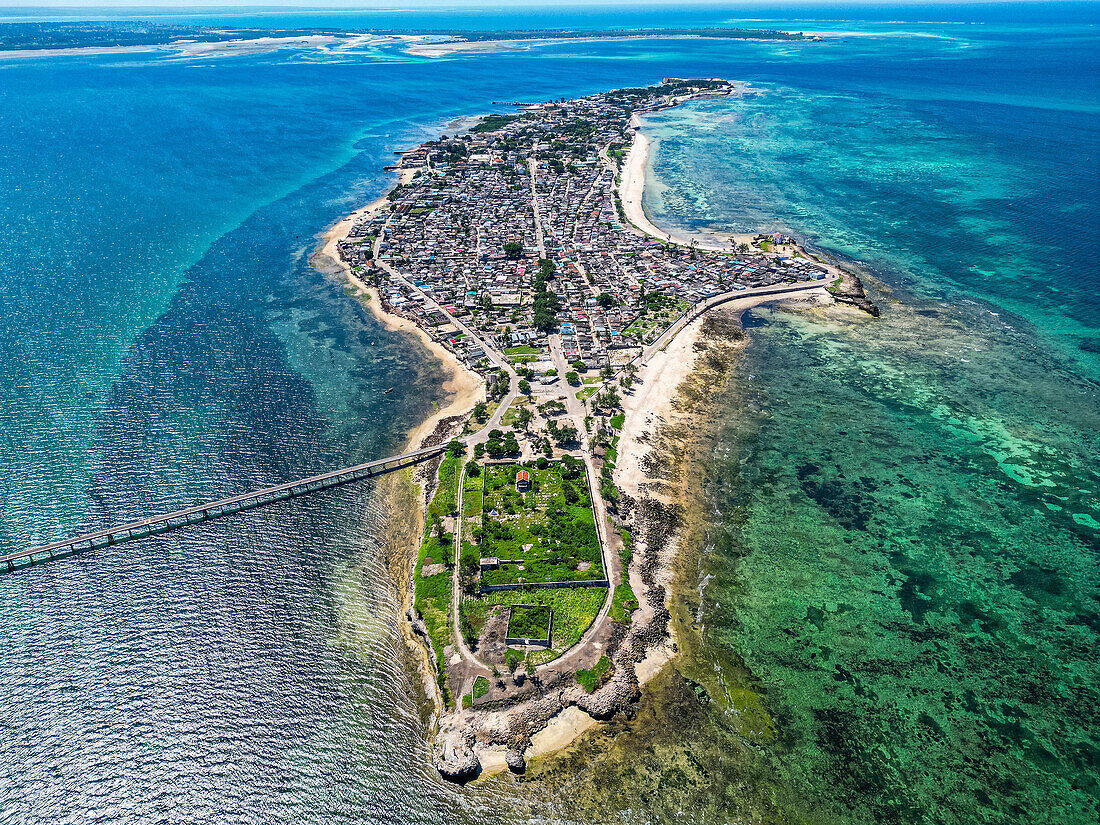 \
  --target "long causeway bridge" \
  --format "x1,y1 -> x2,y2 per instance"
1,442 -> 449,573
